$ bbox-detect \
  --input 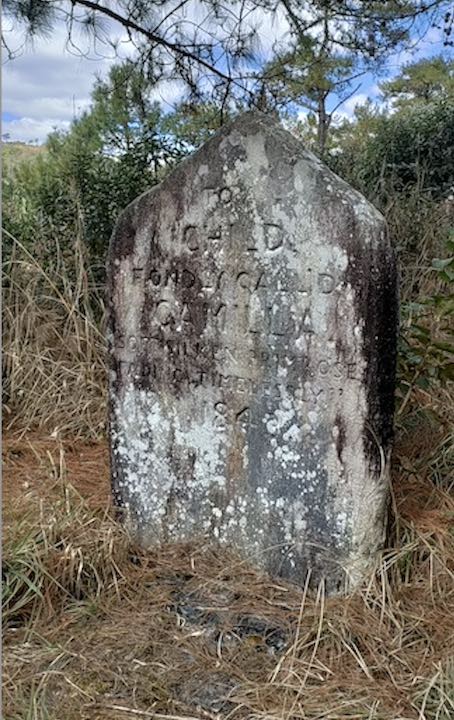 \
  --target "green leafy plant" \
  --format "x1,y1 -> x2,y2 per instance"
397,234 -> 454,414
